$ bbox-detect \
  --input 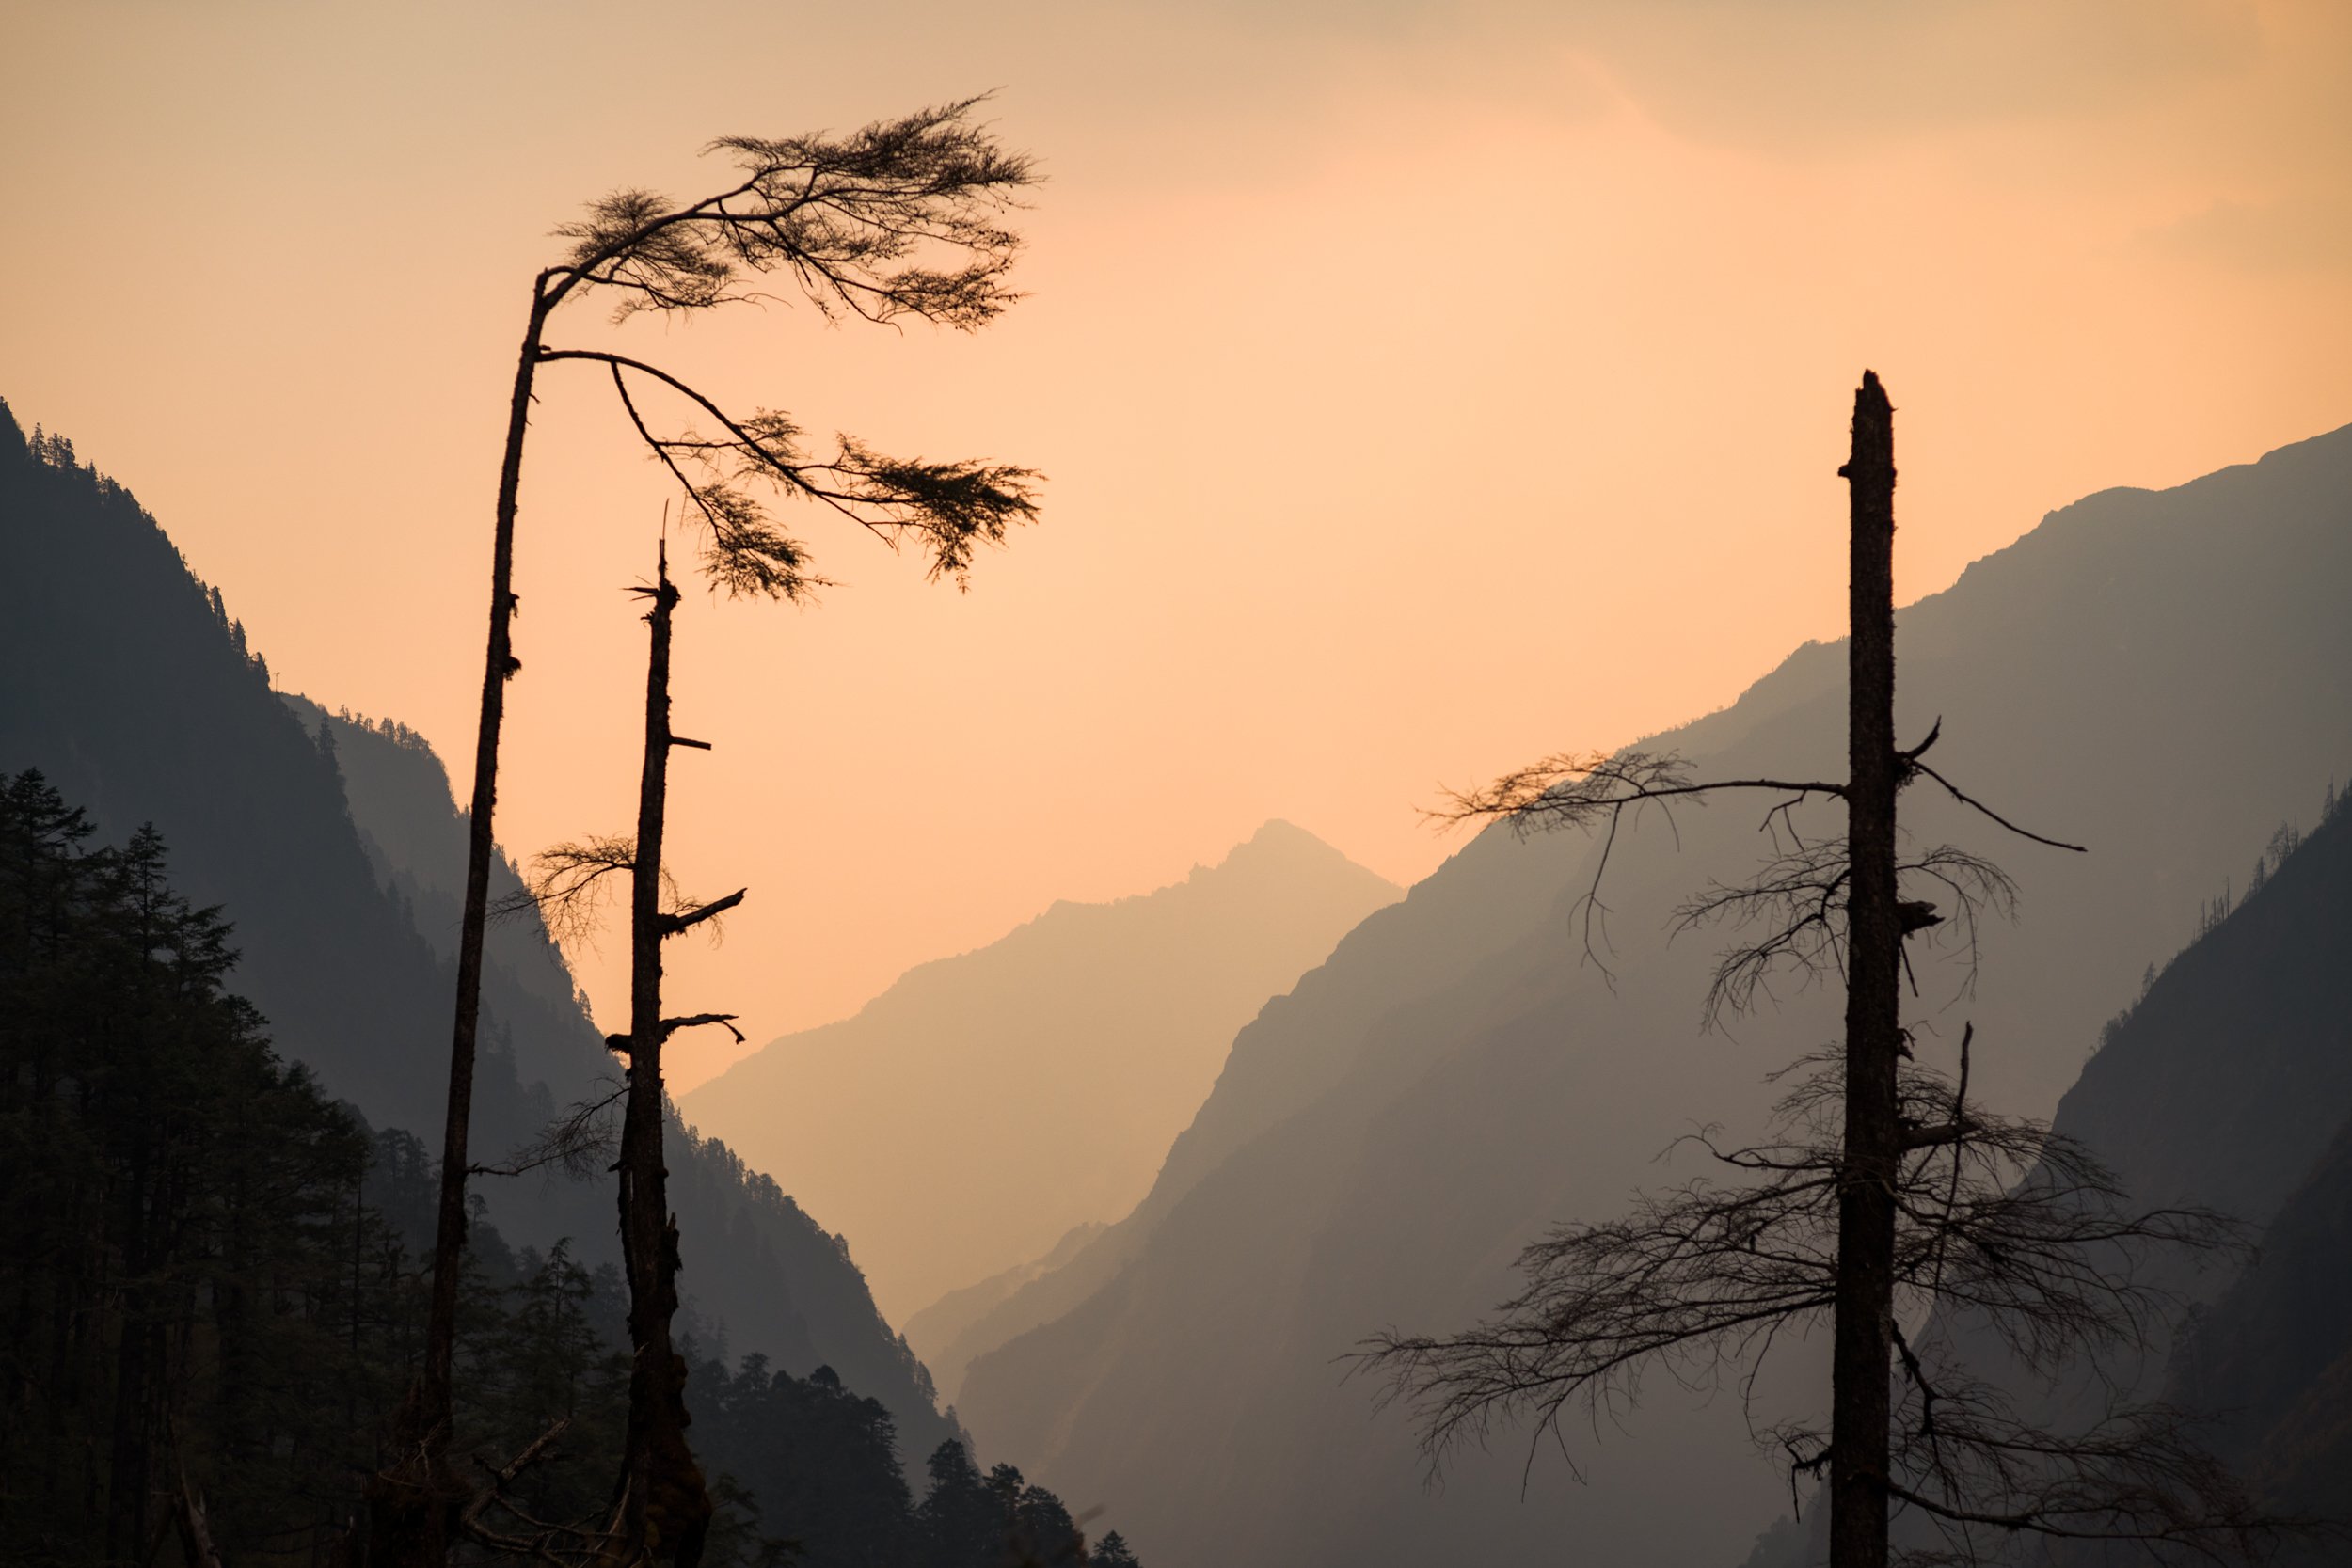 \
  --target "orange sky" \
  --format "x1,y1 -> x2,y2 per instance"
5,0 -> 2348,1087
